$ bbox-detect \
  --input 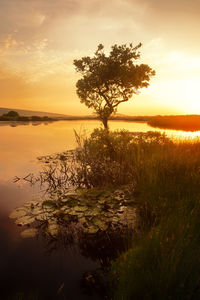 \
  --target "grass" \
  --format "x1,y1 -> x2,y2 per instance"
111,196 -> 200,299
108,132 -> 200,299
